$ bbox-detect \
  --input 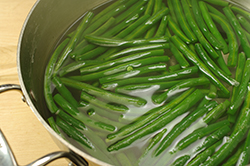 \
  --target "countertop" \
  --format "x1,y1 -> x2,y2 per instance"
0,0 -> 68,165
